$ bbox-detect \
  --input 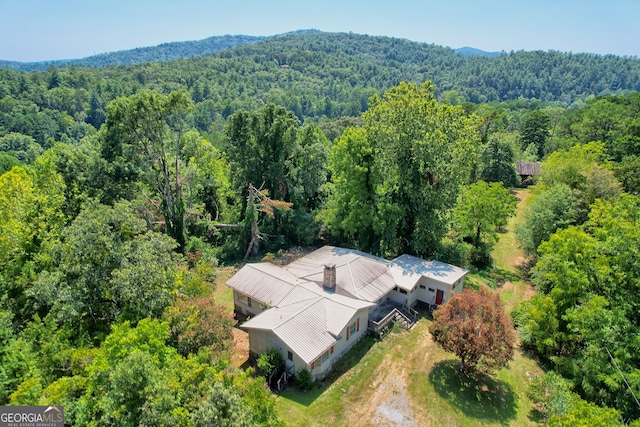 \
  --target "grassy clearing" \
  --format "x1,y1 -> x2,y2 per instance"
213,265 -> 237,310
492,189 -> 531,274
275,317 -> 541,427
